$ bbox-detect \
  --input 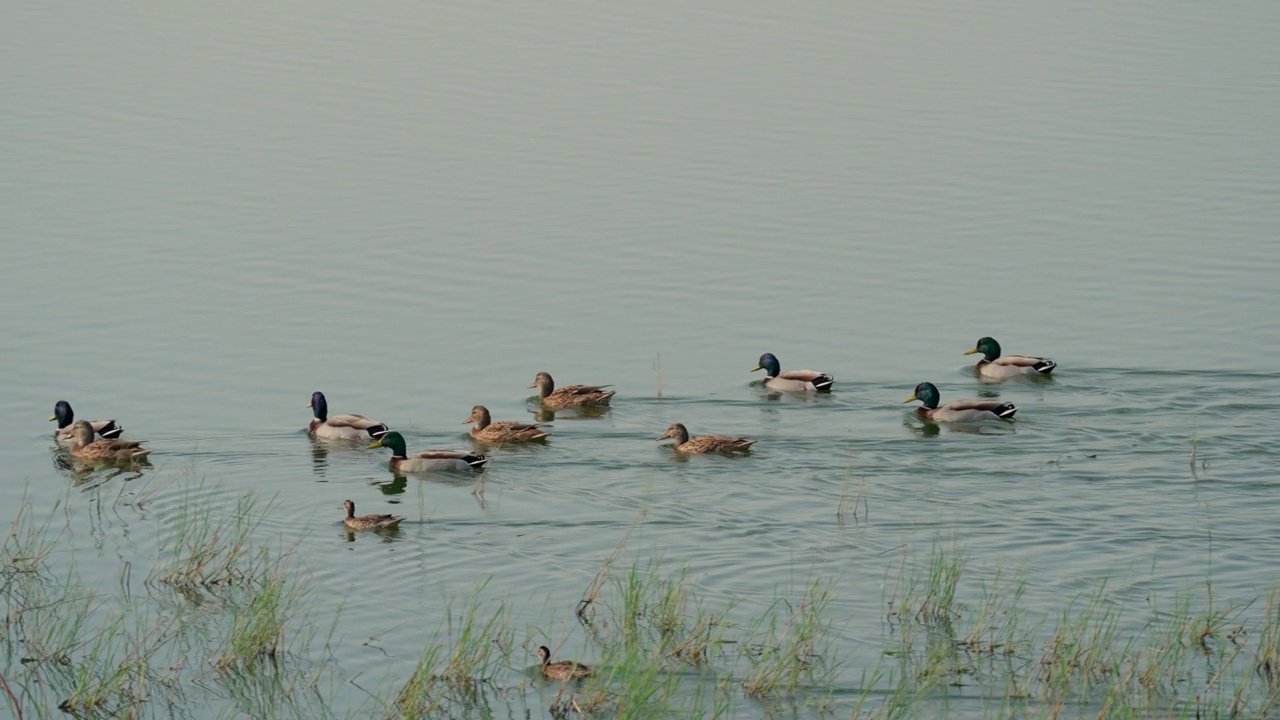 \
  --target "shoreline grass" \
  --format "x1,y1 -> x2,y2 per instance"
3,488 -> 324,719
390,581 -> 513,718
740,578 -> 840,699
10,488 -> 1280,718
147,488 -> 278,590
